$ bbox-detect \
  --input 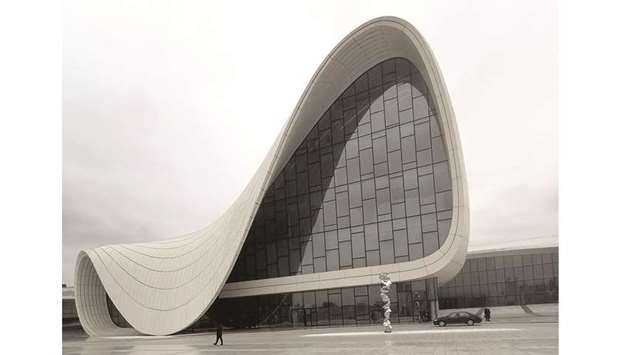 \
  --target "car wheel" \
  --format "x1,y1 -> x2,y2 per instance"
466,319 -> 474,326
439,321 -> 446,327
